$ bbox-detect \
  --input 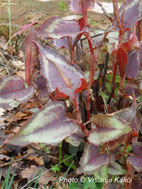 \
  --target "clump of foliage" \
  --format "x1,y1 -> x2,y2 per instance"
1,0 -> 142,188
